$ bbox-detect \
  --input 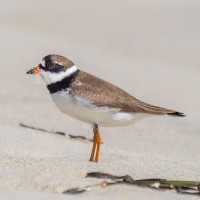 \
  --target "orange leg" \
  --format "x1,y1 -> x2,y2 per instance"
89,128 -> 97,162
94,126 -> 101,163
